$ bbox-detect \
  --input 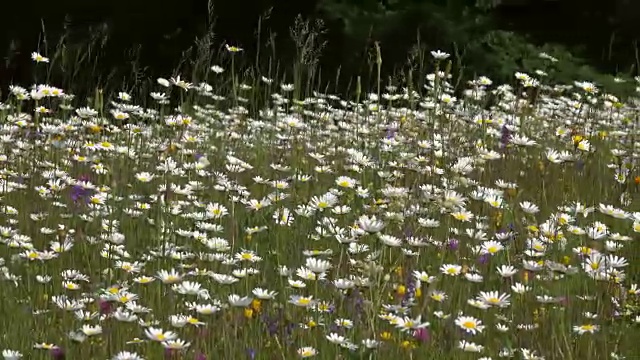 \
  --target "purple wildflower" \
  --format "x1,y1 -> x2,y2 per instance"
413,328 -> 430,342
70,175 -> 95,205
260,309 -> 295,341
385,128 -> 396,139
401,271 -> 417,307
165,348 -> 178,359
447,238 -> 459,251
260,312 -> 280,336
500,125 -> 511,148
98,299 -> 113,315
247,349 -> 256,359
477,253 -> 490,264
346,289 -> 364,321
50,347 -> 65,360
24,130 -> 44,140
